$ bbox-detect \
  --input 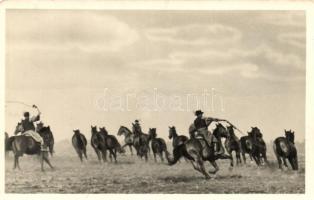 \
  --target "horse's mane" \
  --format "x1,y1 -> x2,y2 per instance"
119,126 -> 133,135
